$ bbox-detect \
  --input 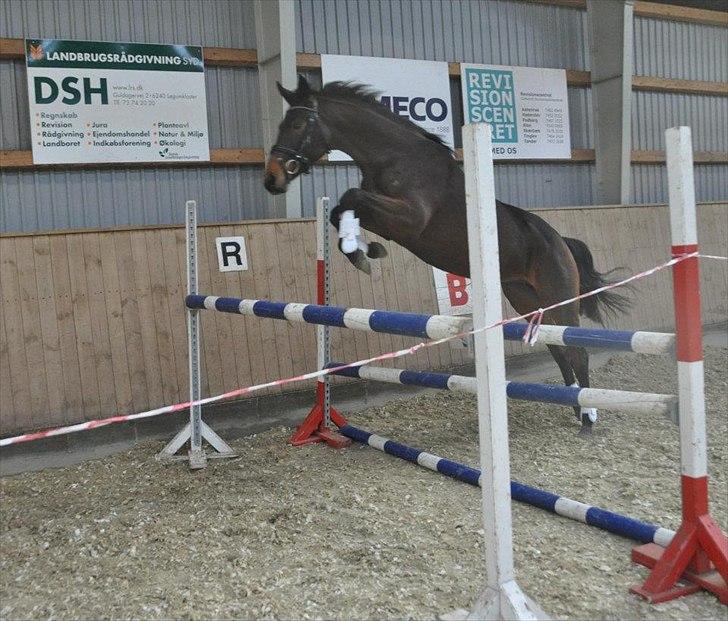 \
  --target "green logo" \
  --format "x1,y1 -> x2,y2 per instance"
159,147 -> 169,157
464,68 -> 518,143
